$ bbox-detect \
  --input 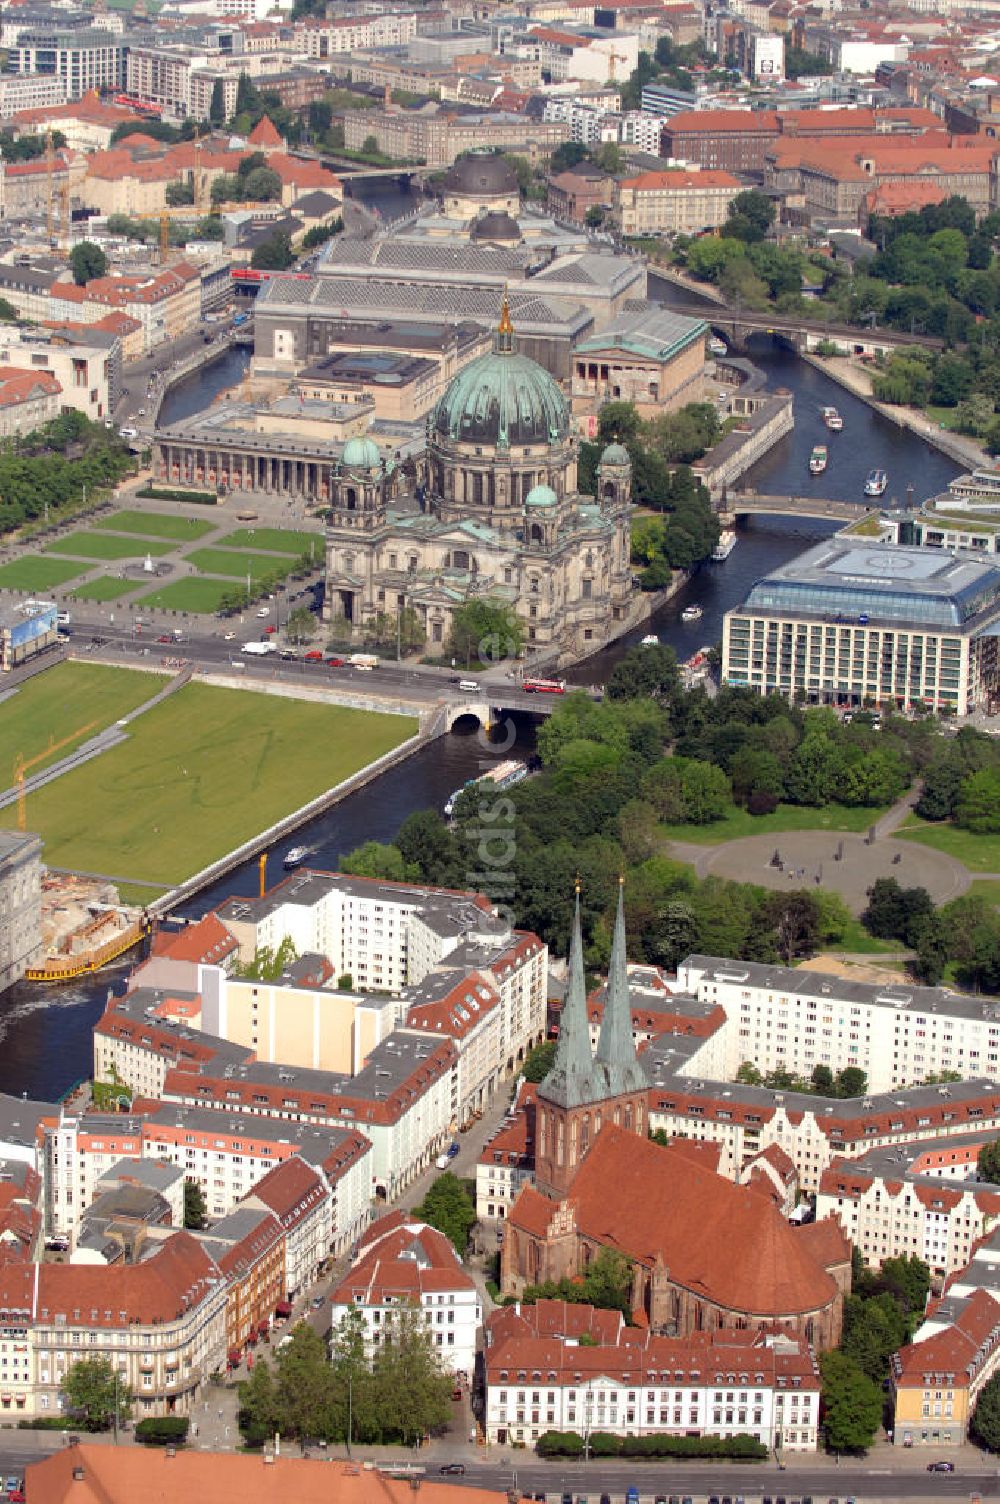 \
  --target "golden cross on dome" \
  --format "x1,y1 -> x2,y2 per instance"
498,286 -> 514,337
